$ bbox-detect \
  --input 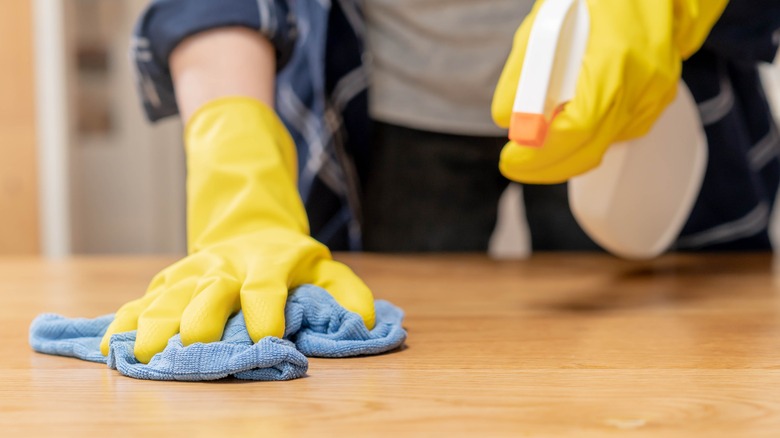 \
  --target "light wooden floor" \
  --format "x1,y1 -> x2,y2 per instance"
2,254 -> 780,437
